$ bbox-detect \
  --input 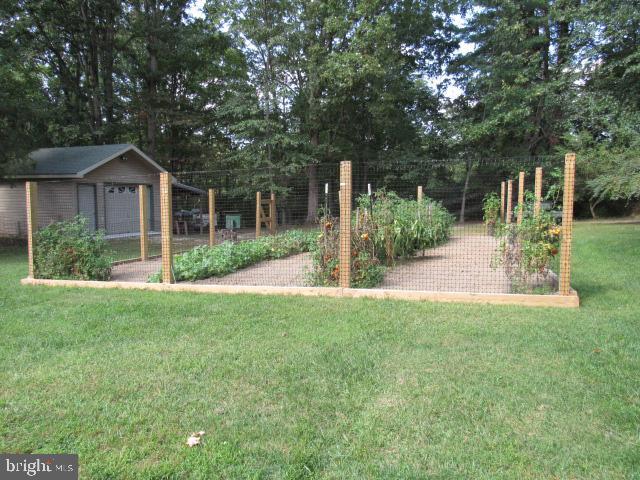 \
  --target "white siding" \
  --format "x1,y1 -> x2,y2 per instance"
0,181 -> 79,238
0,183 -> 27,237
